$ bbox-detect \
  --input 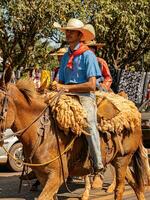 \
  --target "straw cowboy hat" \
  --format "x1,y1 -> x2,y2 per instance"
54,18 -> 95,41
84,40 -> 105,49
83,24 -> 96,39
50,47 -> 67,56
84,24 -> 105,48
